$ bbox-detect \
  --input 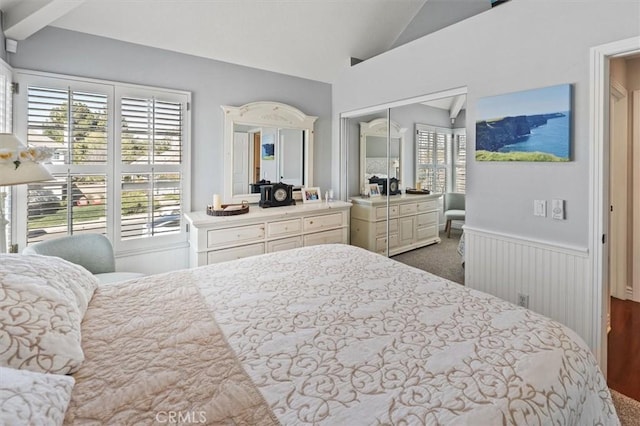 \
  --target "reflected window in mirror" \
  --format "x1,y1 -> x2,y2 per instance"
415,124 -> 466,194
